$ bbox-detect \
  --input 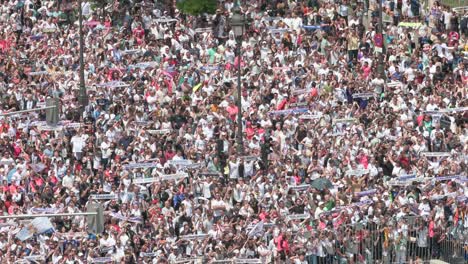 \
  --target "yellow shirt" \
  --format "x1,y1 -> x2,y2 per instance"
348,36 -> 359,51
